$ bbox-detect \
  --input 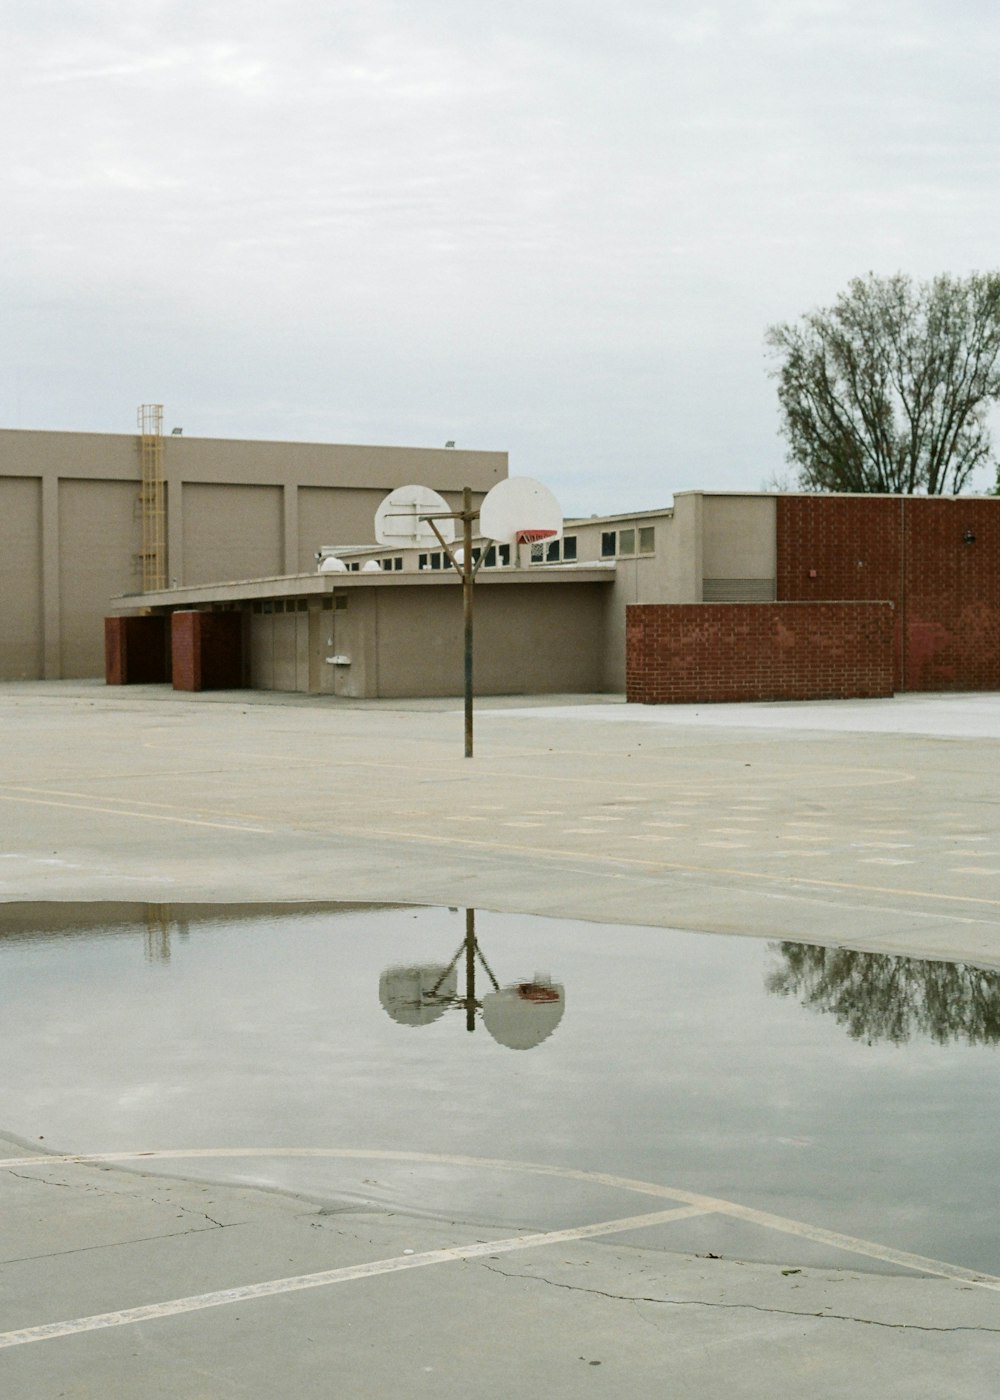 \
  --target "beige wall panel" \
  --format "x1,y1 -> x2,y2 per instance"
663,495 -> 703,601
296,487 -> 389,570
374,588 -> 464,697
701,496 -> 776,579
249,613 -> 274,689
478,585 -> 606,694
0,429 -> 506,493
59,479 -> 142,677
0,429 -> 140,482
332,592 -> 376,697
373,584 -> 607,698
183,484 -> 283,586
296,610 -> 310,691
162,438 -> 506,492
272,613 -> 299,692
315,606 -> 337,694
0,477 -> 44,678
